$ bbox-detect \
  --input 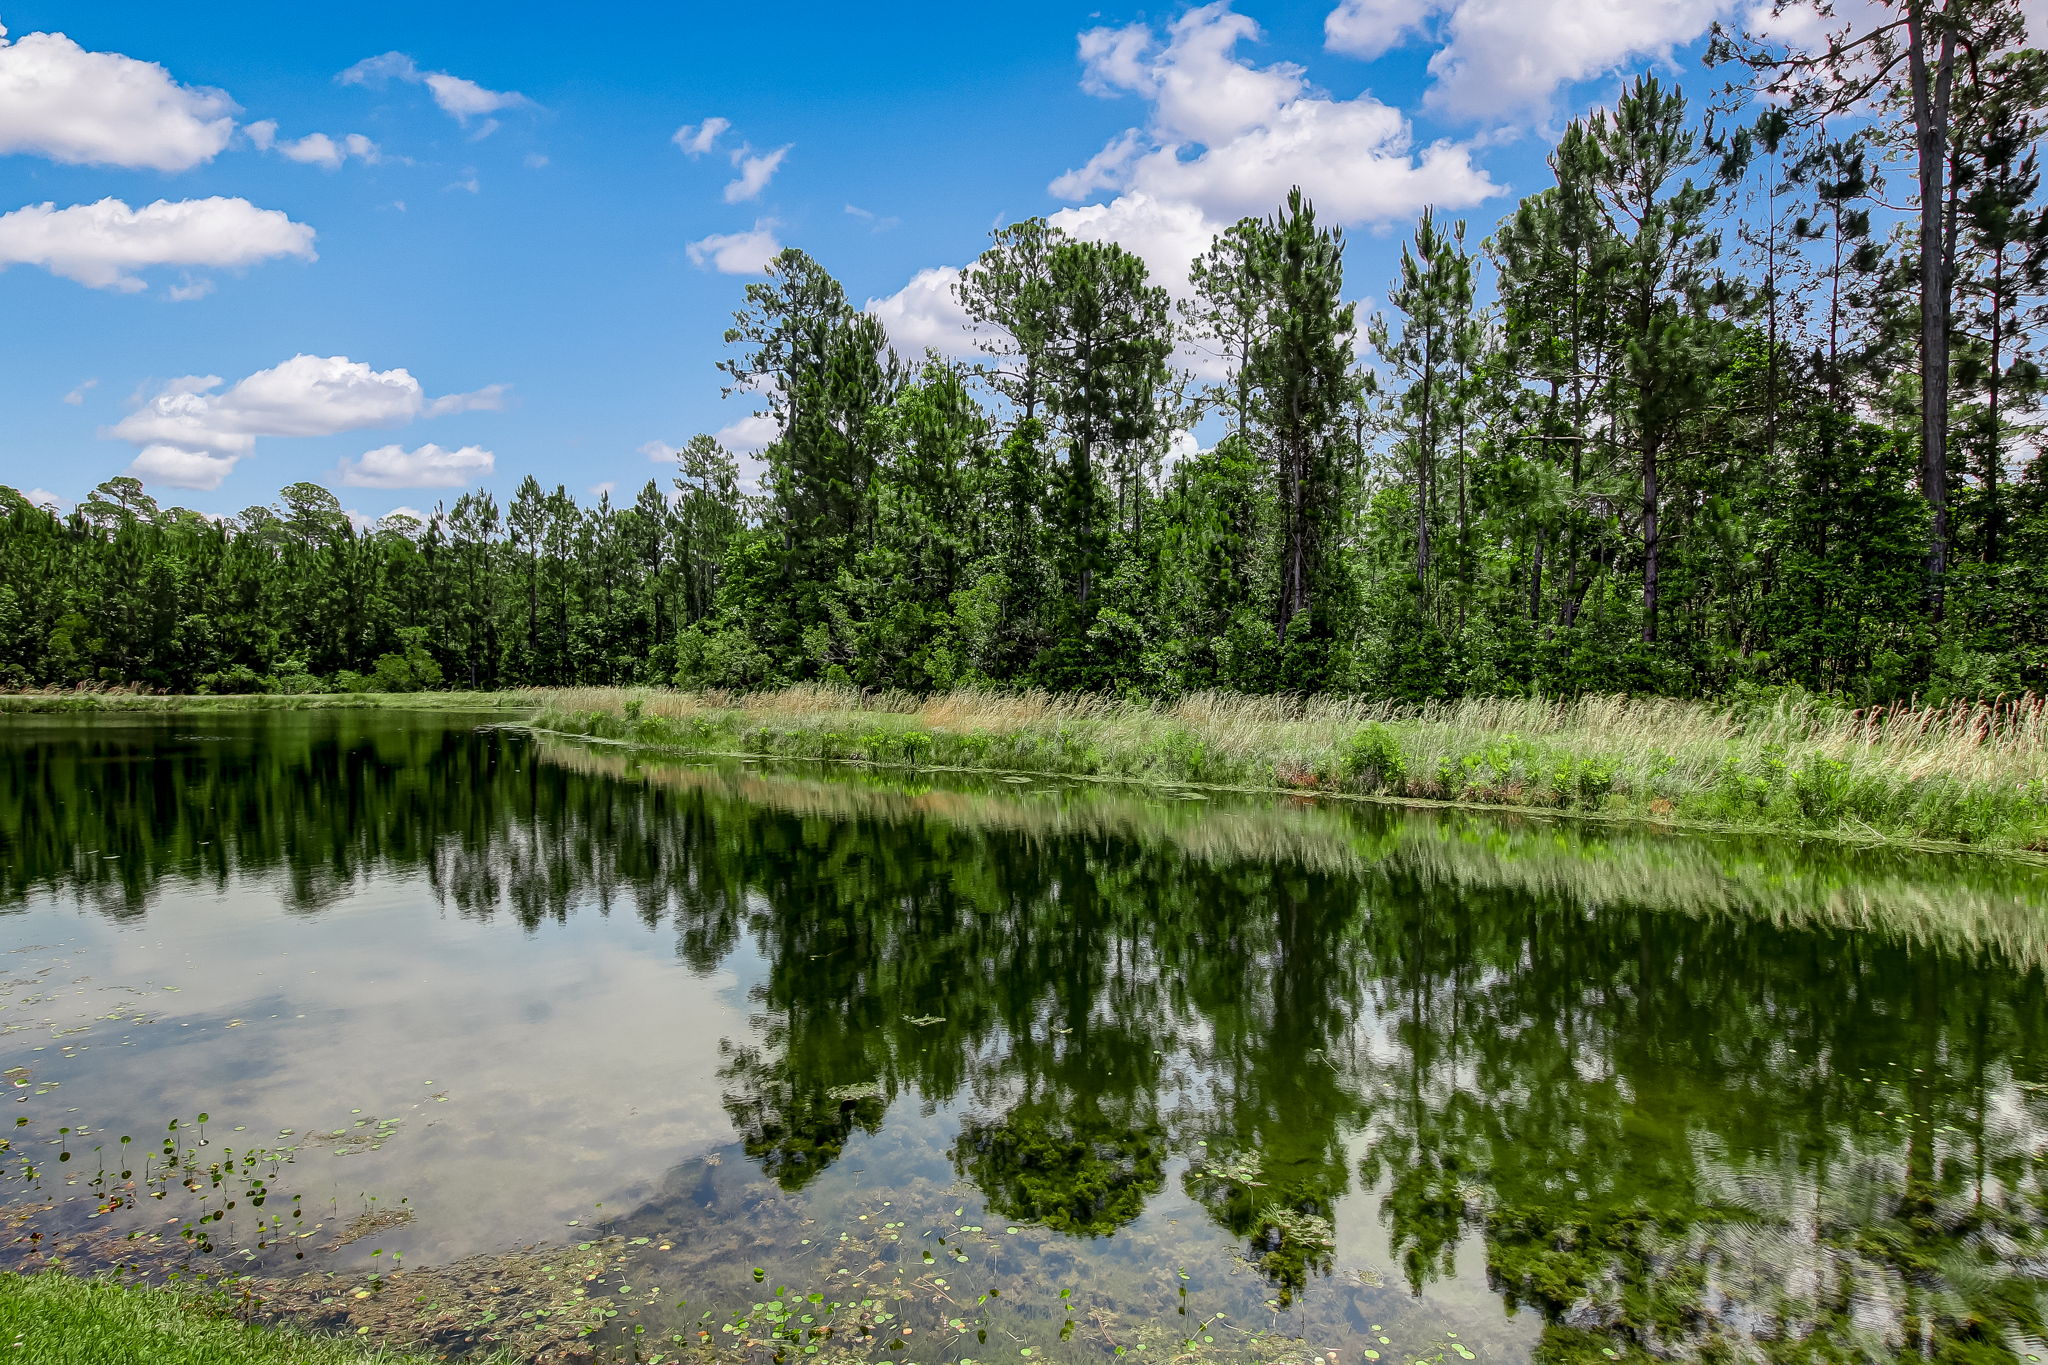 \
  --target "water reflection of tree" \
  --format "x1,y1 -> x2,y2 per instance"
1353,867 -> 2048,1360
14,718 -> 2048,1356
